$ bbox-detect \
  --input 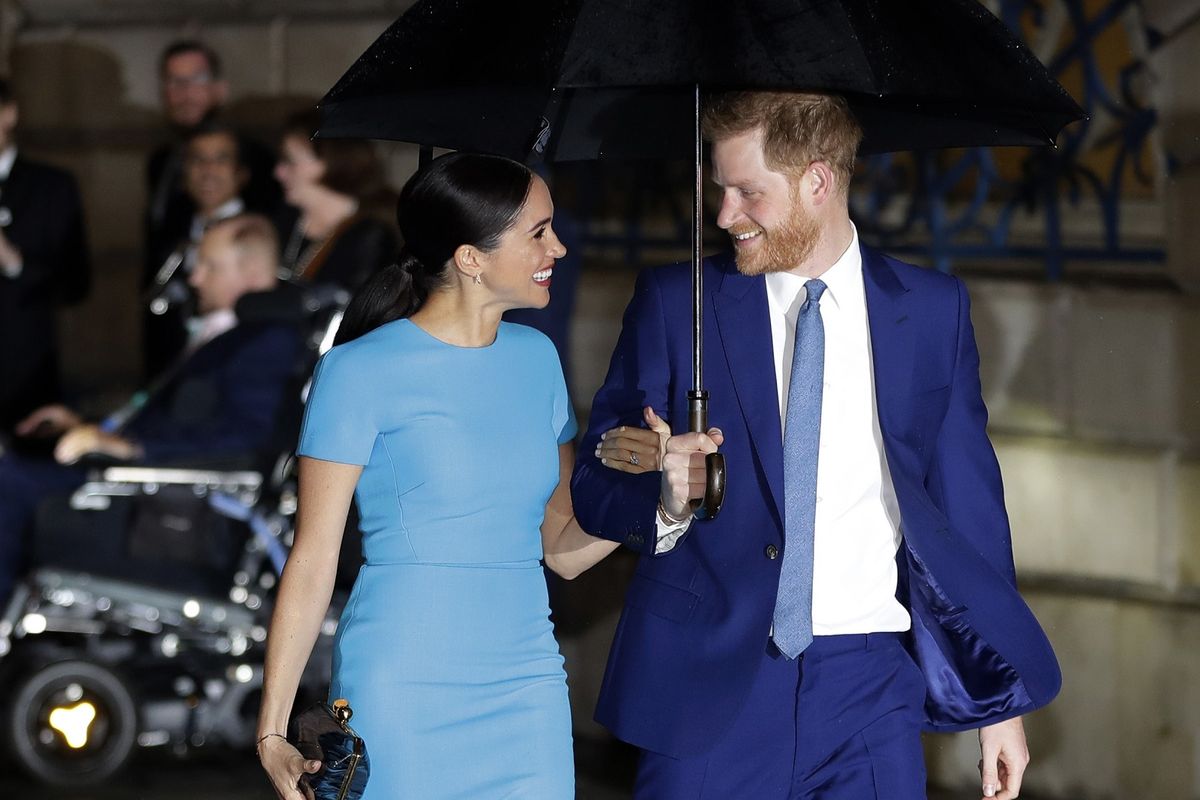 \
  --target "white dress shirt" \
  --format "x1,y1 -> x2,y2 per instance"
184,197 -> 245,272
189,197 -> 245,245
185,308 -> 238,352
0,145 -> 16,181
656,225 -> 911,635
0,146 -> 21,278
